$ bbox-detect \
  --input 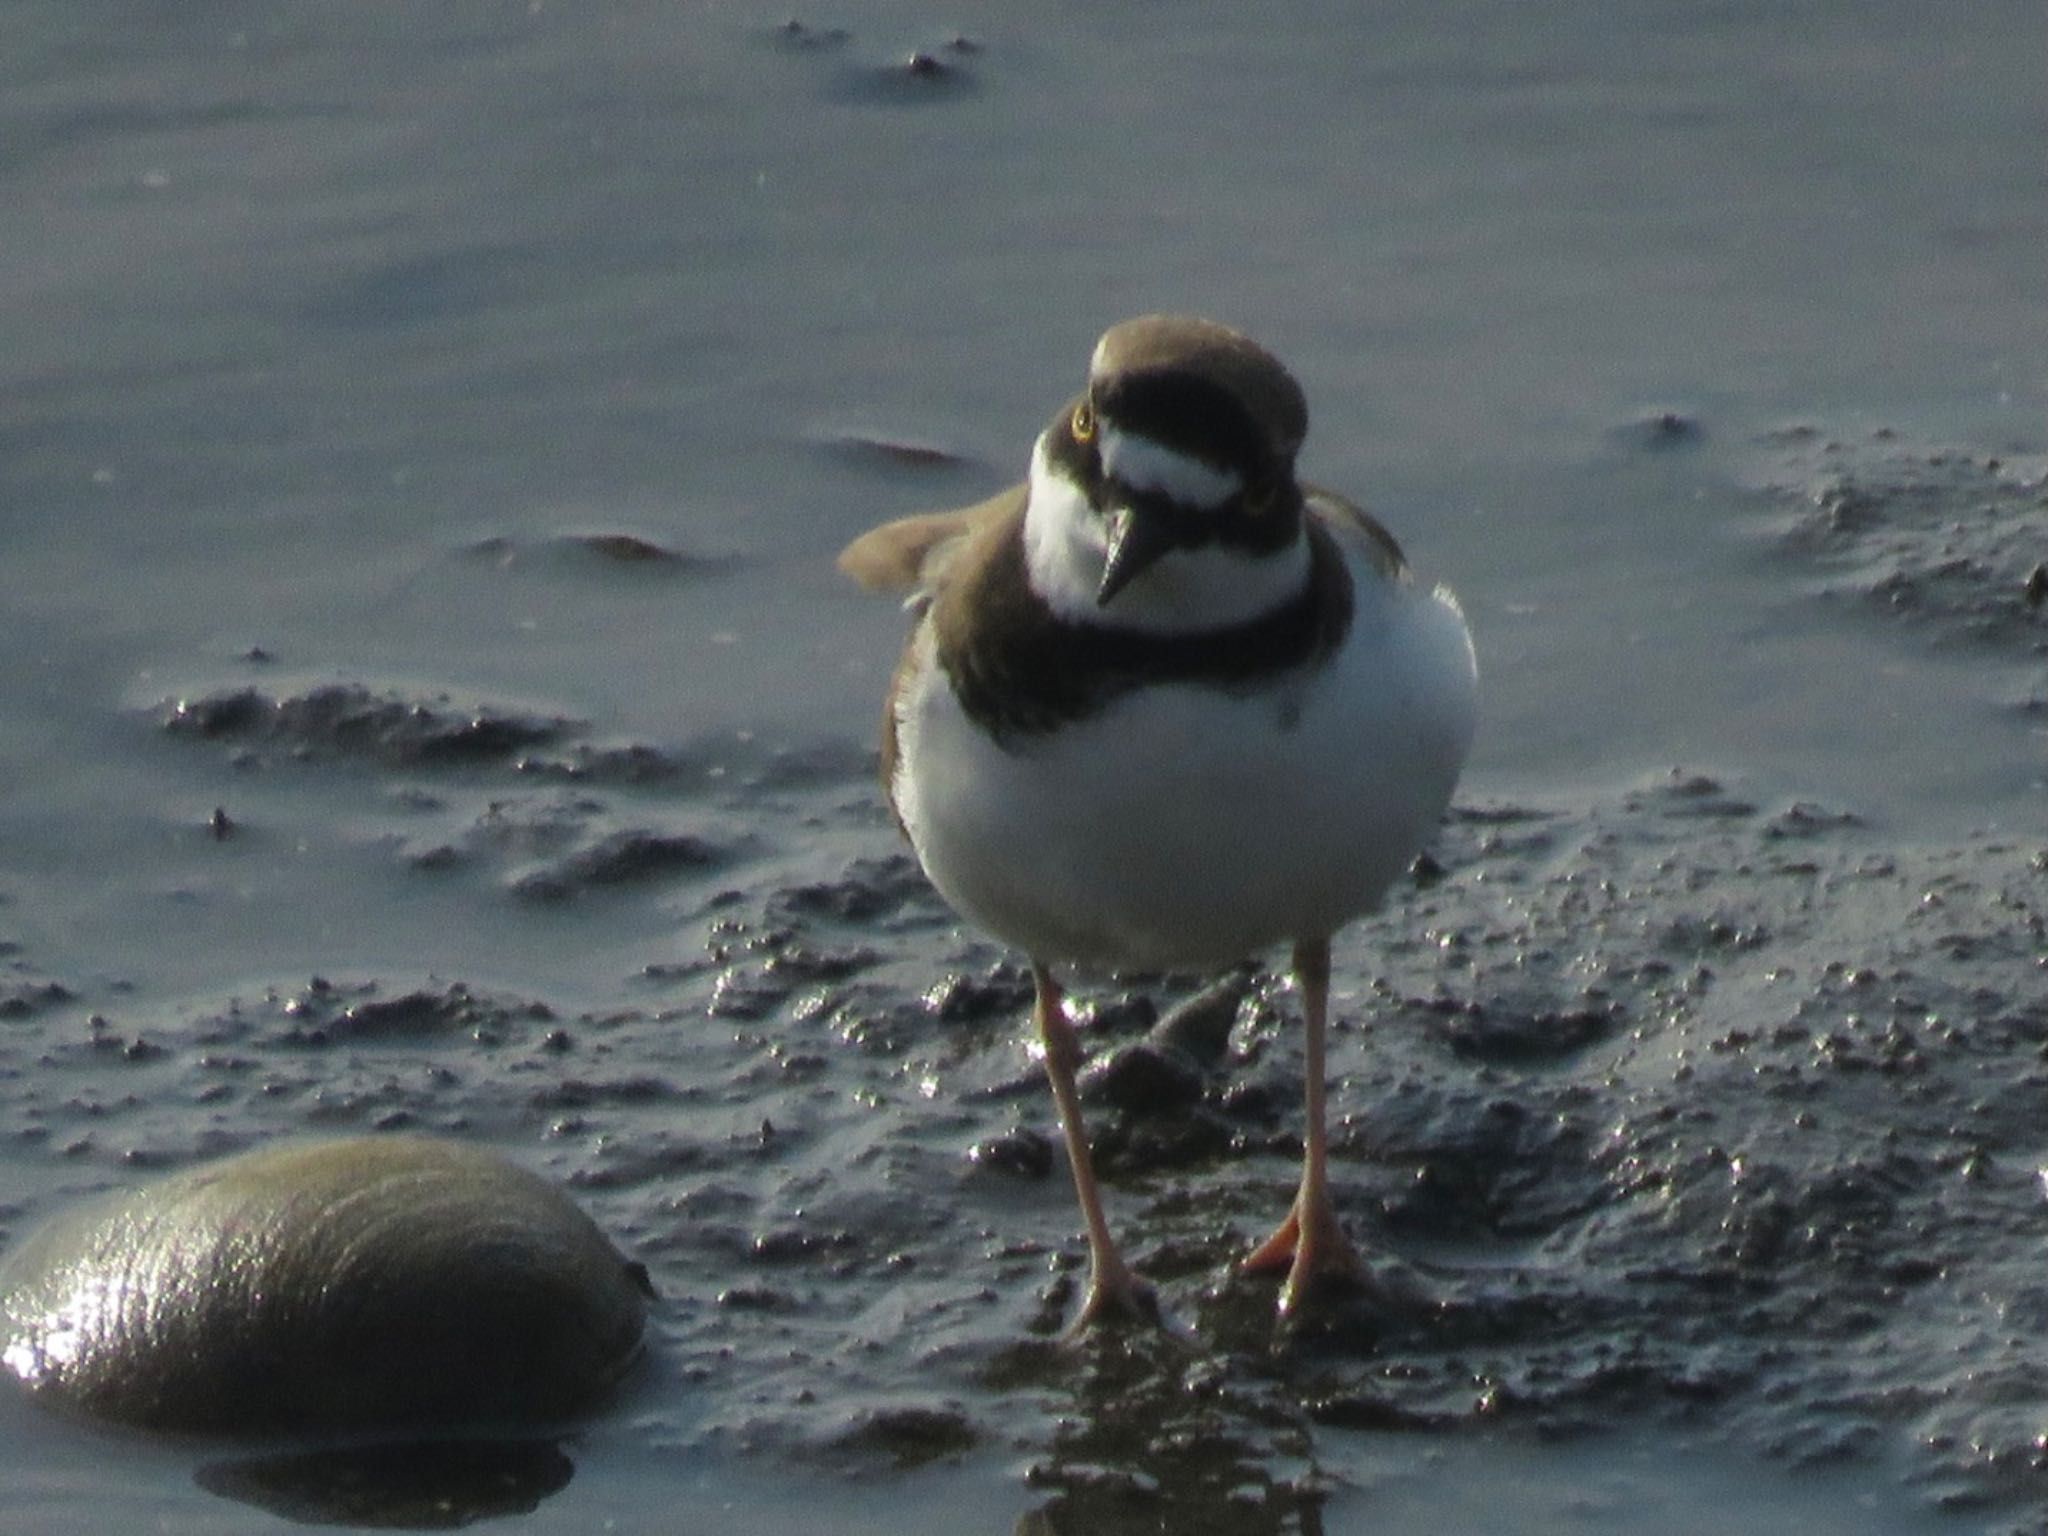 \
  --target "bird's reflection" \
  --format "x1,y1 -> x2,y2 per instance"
993,1328 -> 1335,1536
